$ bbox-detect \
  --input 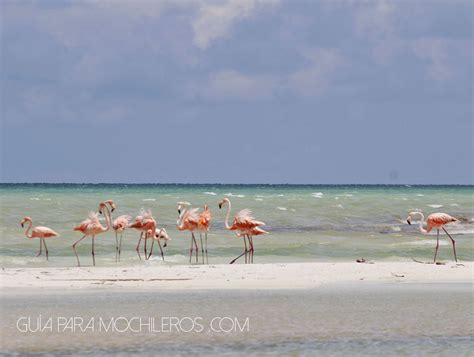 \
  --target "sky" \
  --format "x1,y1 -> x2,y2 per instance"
0,0 -> 472,184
